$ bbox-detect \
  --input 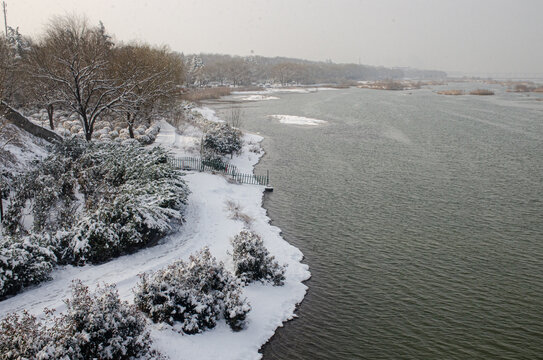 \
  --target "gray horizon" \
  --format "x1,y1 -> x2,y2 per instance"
5,0 -> 543,75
